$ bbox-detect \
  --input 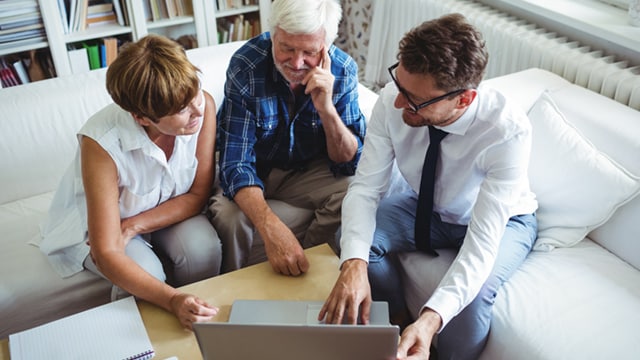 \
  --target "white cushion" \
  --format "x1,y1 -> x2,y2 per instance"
0,193 -> 110,338
480,239 -> 640,360
481,68 -> 571,112
548,85 -> 640,269
0,68 -> 111,205
527,92 -> 640,251
186,41 -> 246,109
